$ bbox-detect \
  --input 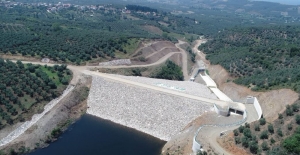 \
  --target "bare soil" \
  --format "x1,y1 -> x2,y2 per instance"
208,65 -> 299,121
217,133 -> 251,155
193,39 -> 299,121
0,54 -> 41,62
0,75 -> 92,154
169,53 -> 183,67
